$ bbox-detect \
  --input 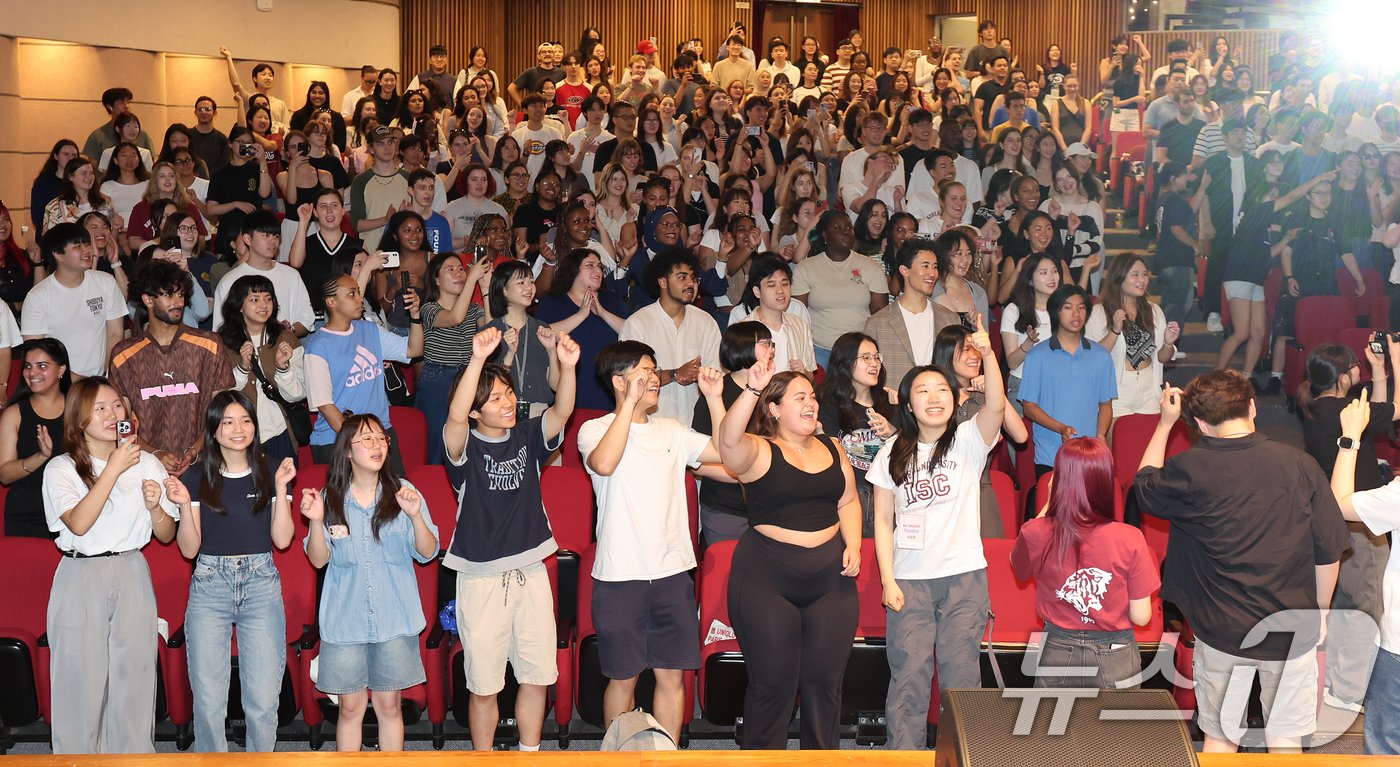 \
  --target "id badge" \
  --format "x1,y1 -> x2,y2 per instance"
896,513 -> 926,550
